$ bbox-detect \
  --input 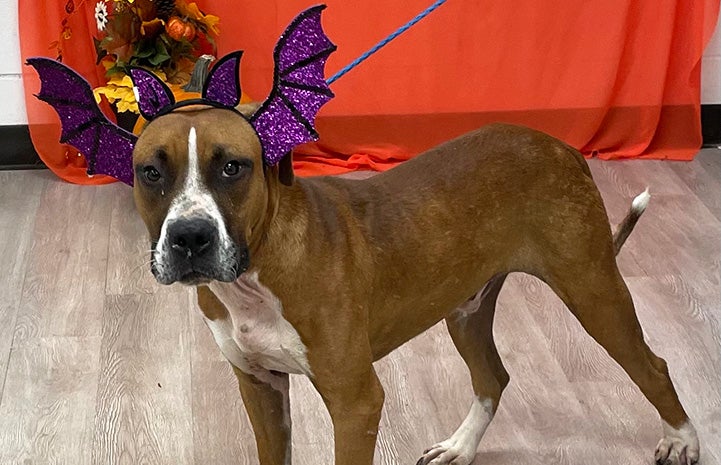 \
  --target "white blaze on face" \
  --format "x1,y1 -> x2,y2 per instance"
187,125 -> 200,189
153,126 -> 234,278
